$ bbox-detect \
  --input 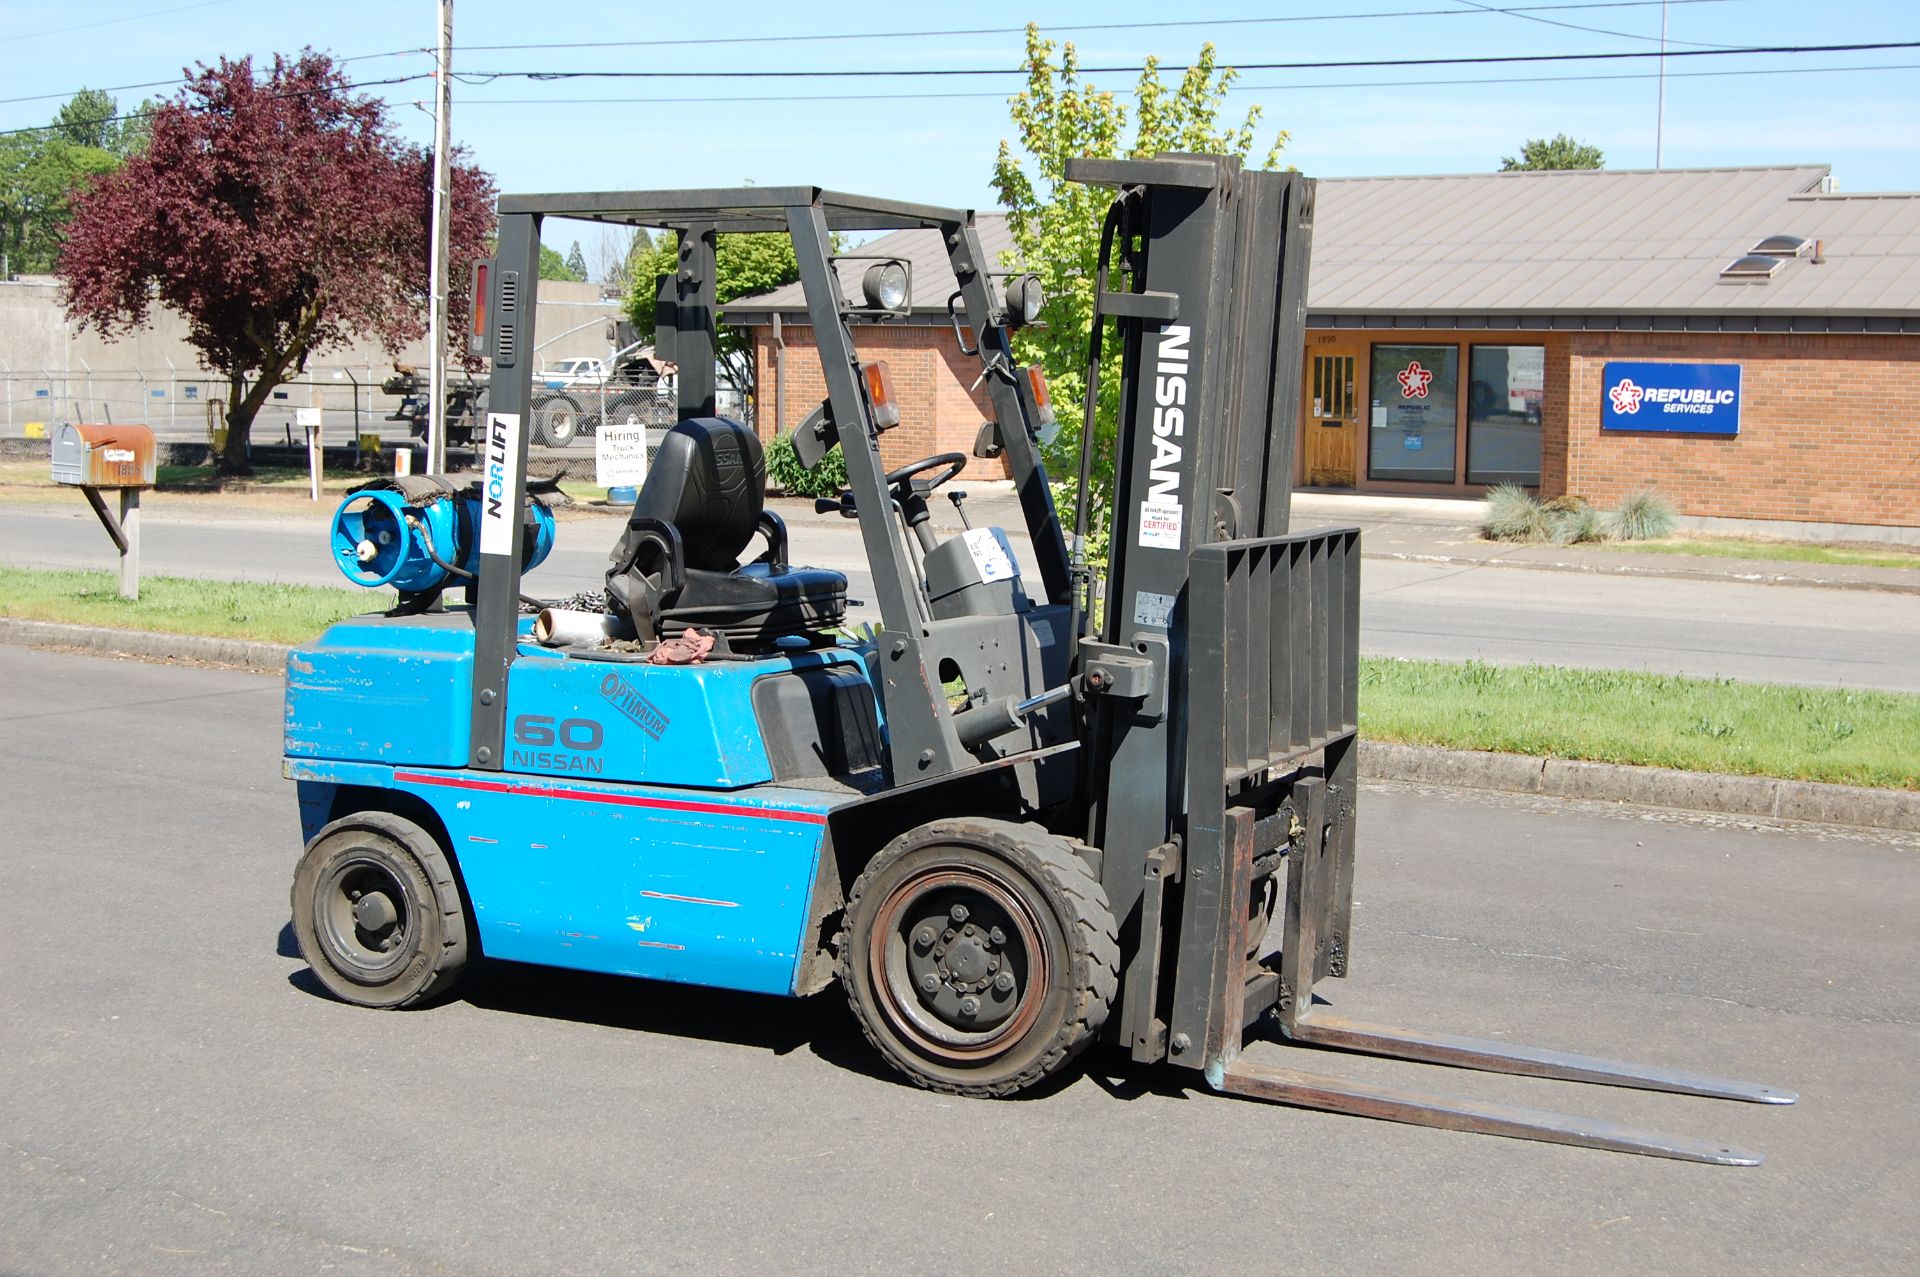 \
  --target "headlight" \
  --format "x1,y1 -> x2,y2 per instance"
862,262 -> 909,312
1005,273 -> 1044,328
